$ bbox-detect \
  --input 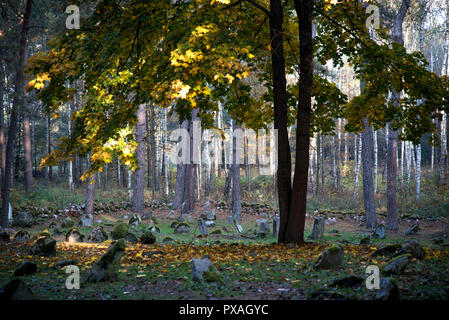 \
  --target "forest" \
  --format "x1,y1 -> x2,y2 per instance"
0,0 -> 448,303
